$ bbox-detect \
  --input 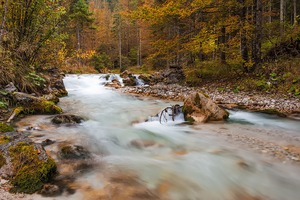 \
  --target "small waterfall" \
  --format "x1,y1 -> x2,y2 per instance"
134,75 -> 145,86
99,74 -> 124,86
